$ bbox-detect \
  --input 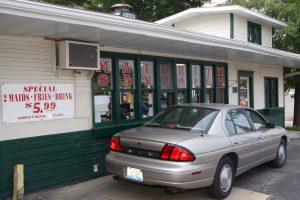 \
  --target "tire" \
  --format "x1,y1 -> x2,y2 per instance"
271,139 -> 287,168
207,157 -> 234,199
